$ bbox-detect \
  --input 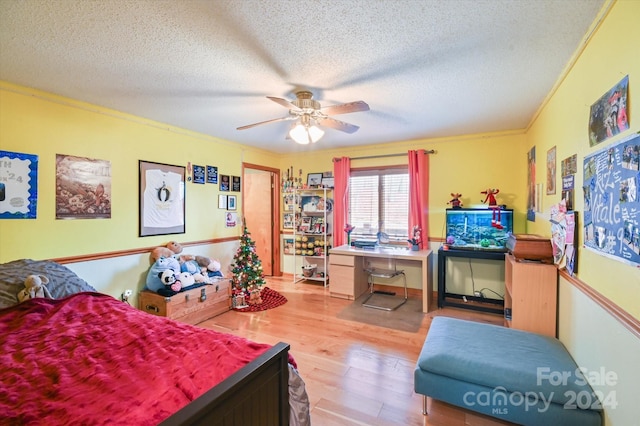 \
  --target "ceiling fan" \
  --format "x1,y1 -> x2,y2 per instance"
237,91 -> 370,144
